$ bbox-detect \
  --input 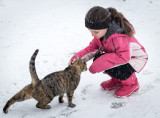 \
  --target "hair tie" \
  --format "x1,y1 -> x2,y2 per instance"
106,8 -> 111,17
106,8 -> 110,12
